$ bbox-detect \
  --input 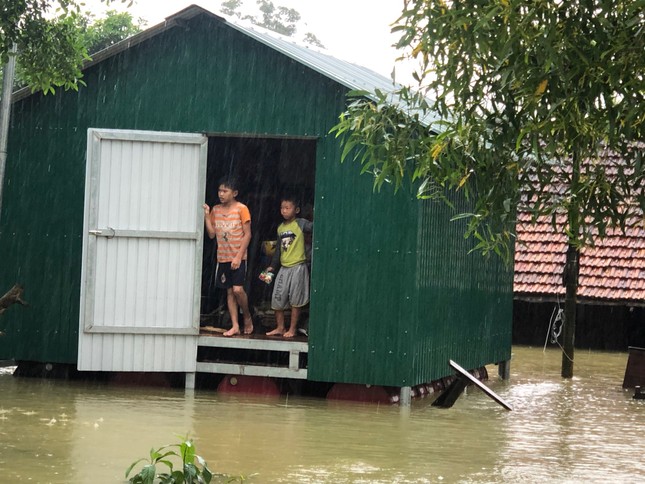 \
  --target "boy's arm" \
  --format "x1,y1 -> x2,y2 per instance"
203,204 -> 215,239
268,232 -> 281,272
268,241 -> 281,272
232,220 -> 251,269
298,218 -> 313,233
